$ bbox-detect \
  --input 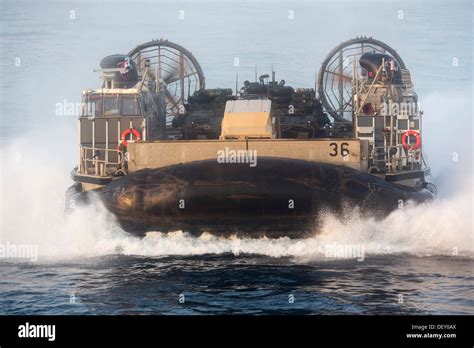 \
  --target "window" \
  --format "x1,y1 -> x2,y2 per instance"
83,95 -> 102,117
103,96 -> 119,116
80,96 -> 90,117
121,96 -> 140,116
81,94 -> 140,117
